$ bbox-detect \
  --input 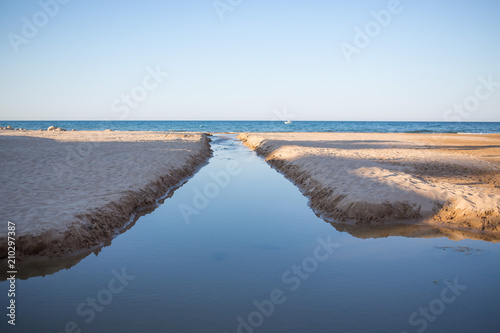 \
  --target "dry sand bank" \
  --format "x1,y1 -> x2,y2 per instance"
0,130 -> 211,258
238,133 -> 500,234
